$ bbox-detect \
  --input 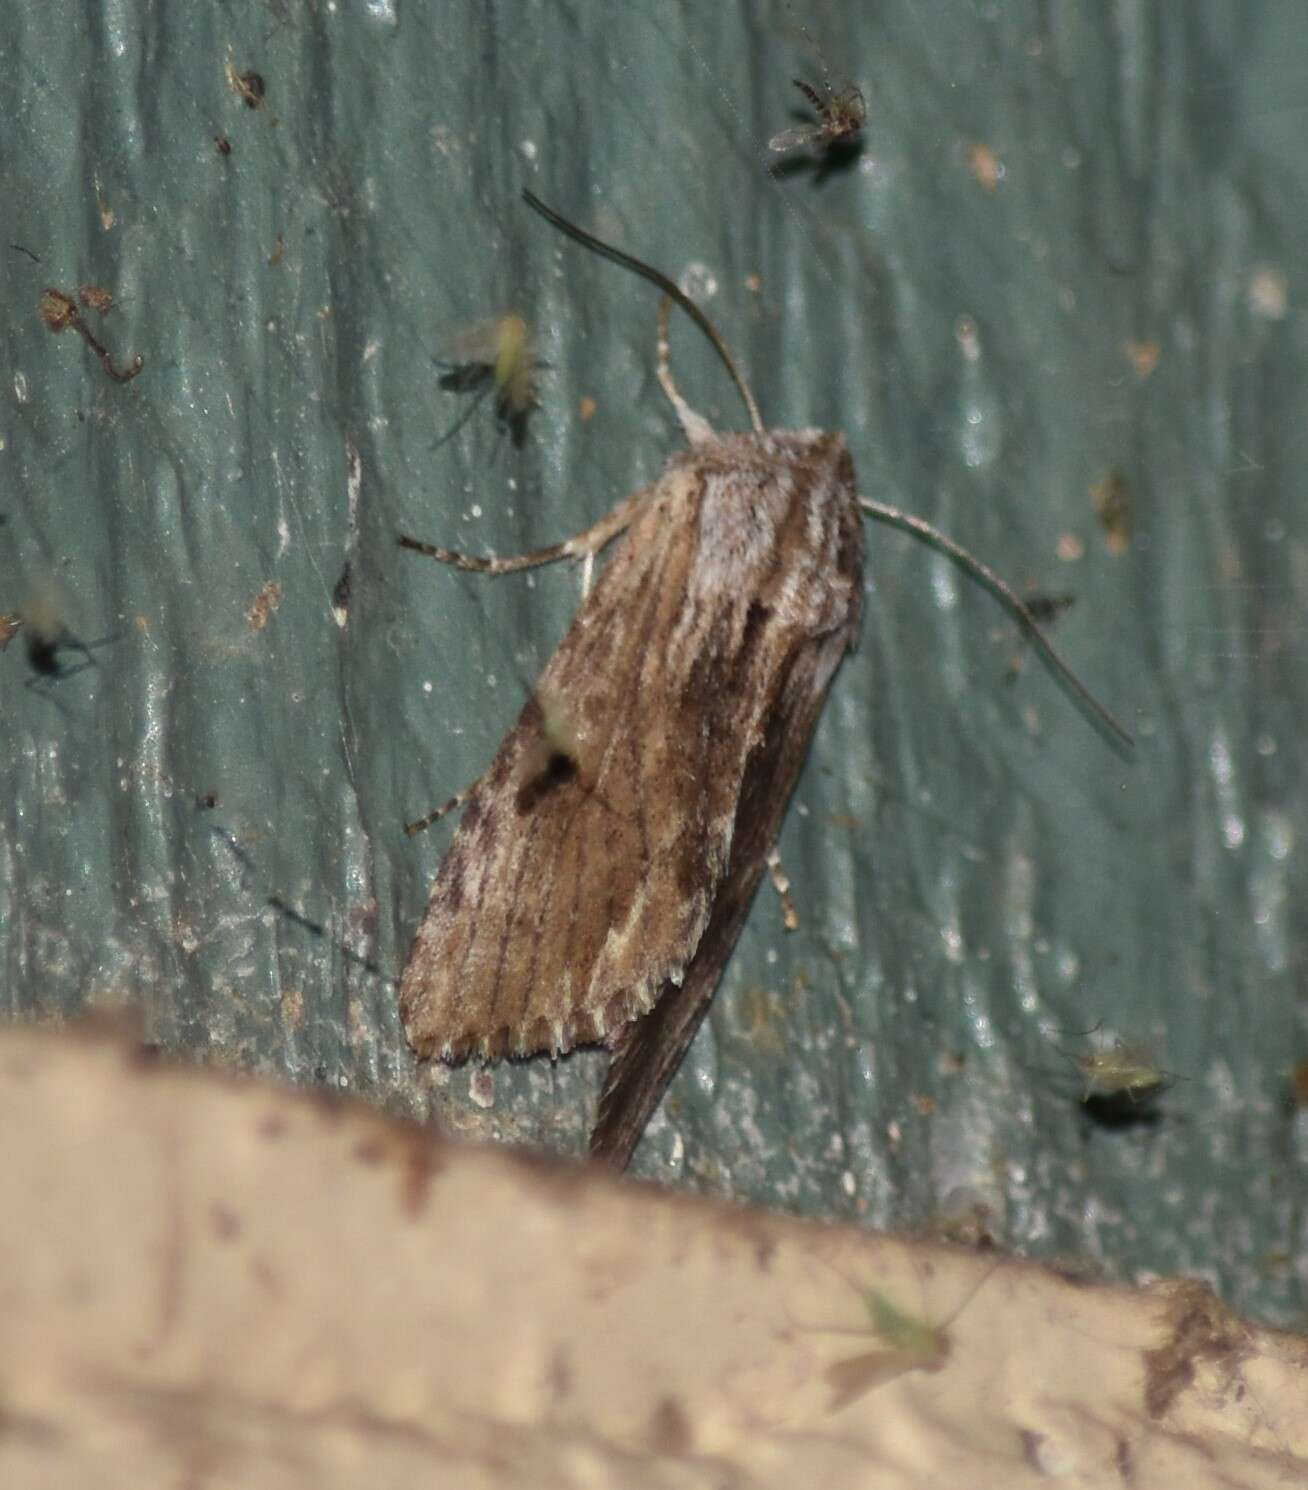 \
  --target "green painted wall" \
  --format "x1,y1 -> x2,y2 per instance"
4,1 -> 1306,1325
